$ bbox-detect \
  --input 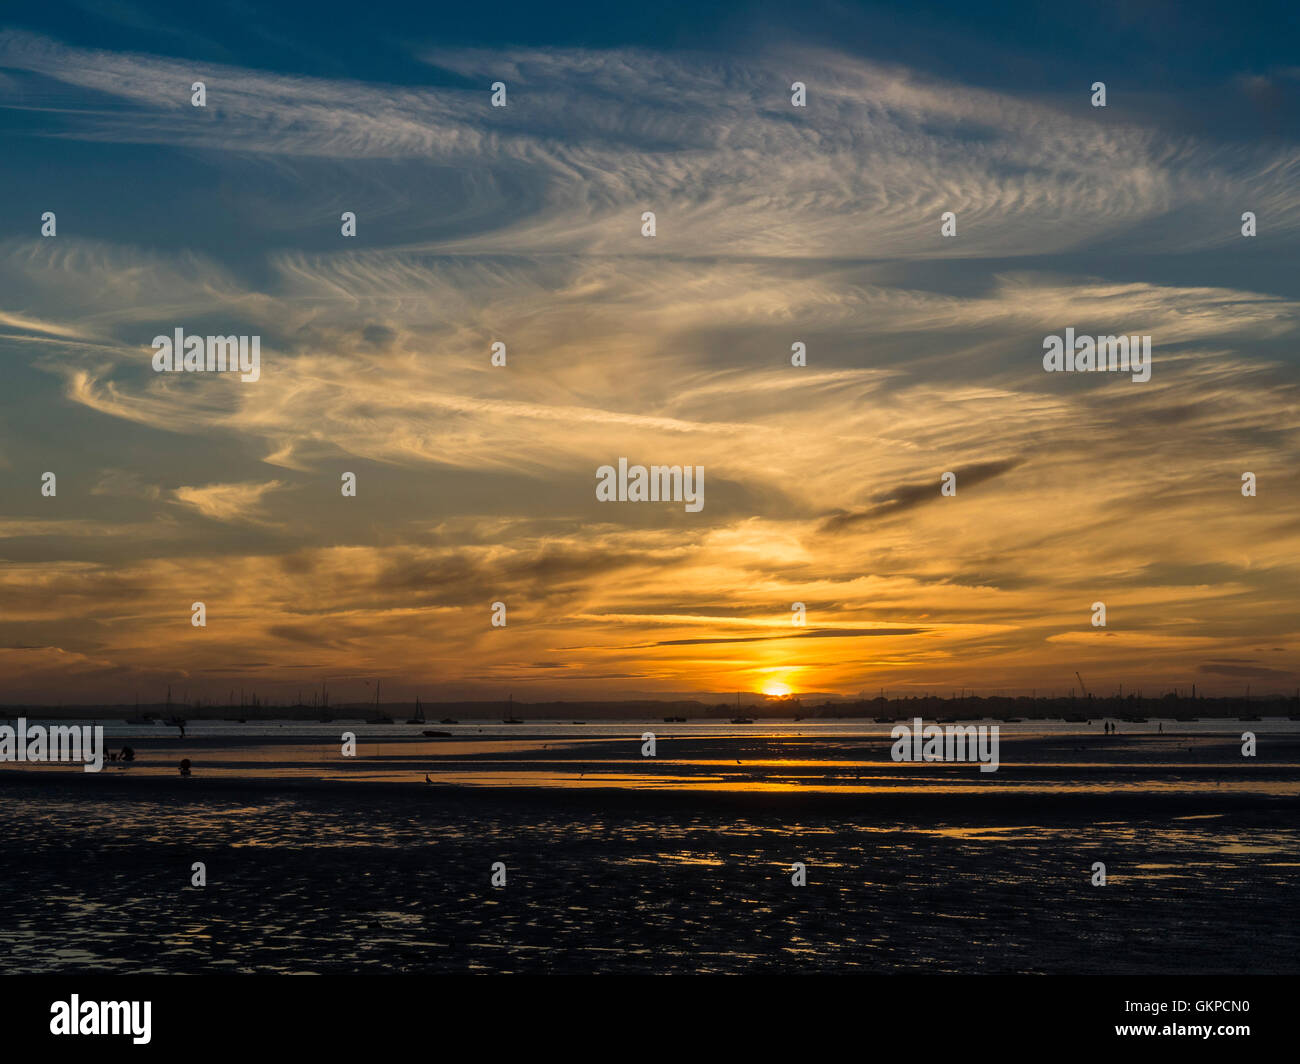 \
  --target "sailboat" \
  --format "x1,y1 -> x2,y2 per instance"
161,685 -> 187,730
502,692 -> 522,724
730,692 -> 754,724
371,679 -> 394,723
422,699 -> 452,736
